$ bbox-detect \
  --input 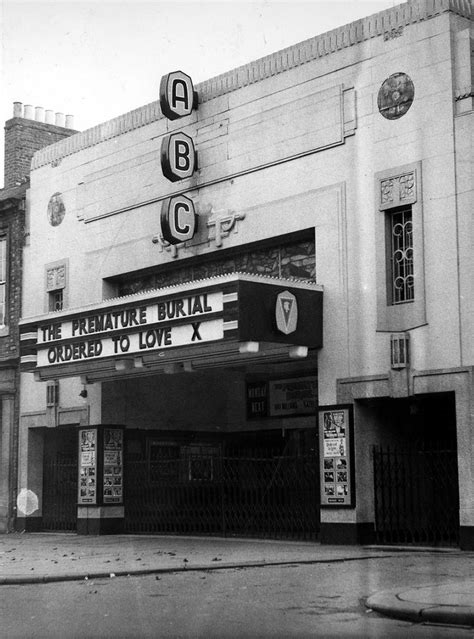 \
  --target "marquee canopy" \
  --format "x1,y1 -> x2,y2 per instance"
20,273 -> 323,382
